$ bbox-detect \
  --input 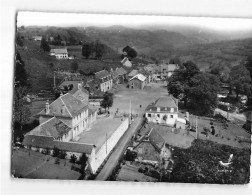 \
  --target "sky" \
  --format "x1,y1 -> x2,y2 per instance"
17,11 -> 252,32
